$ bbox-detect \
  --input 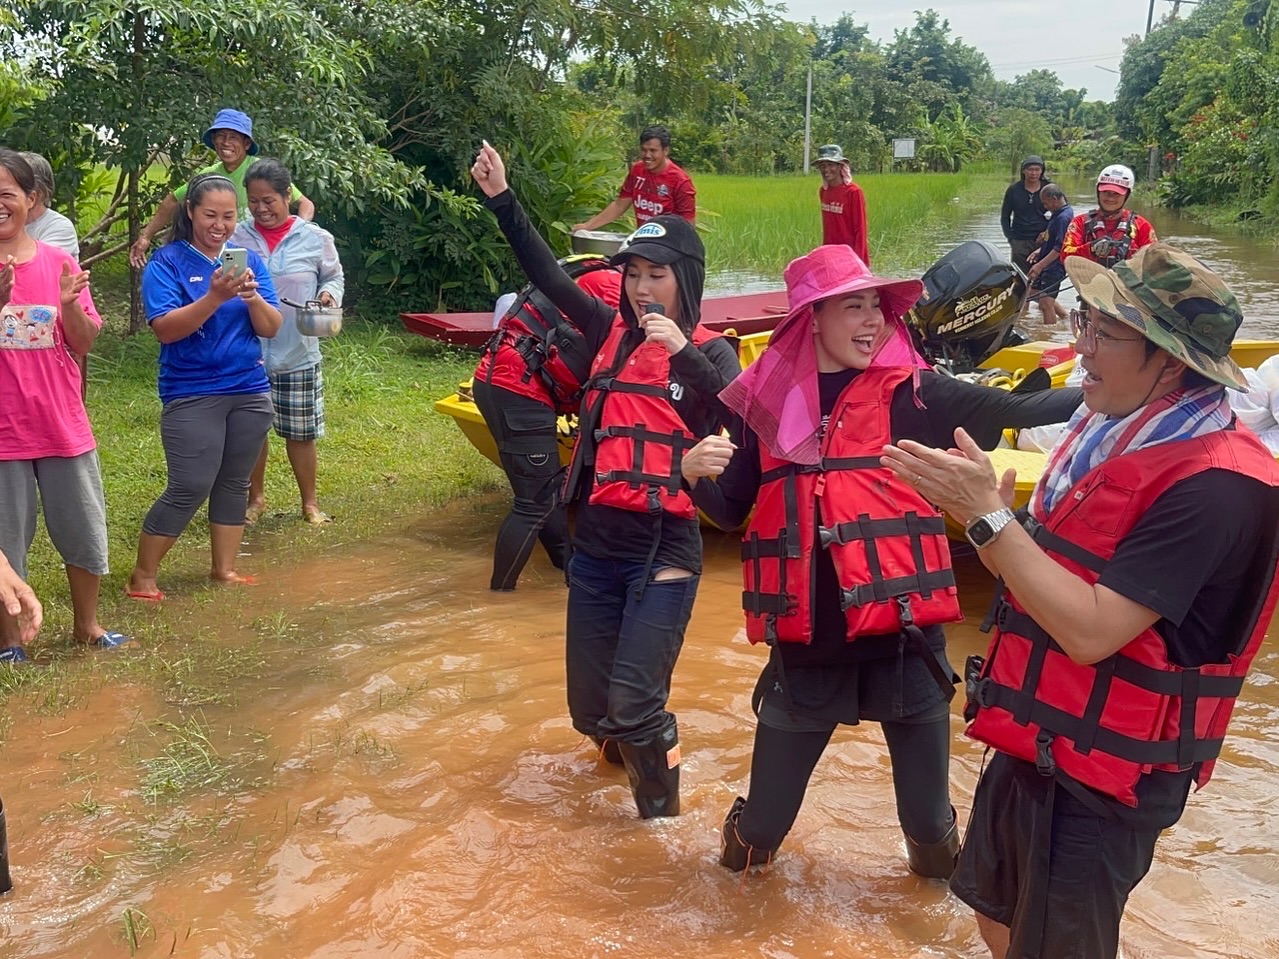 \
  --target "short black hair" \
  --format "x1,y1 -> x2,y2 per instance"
0,148 -> 36,197
639,125 -> 671,149
1040,184 -> 1066,203
243,156 -> 293,199
1142,338 -> 1214,389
